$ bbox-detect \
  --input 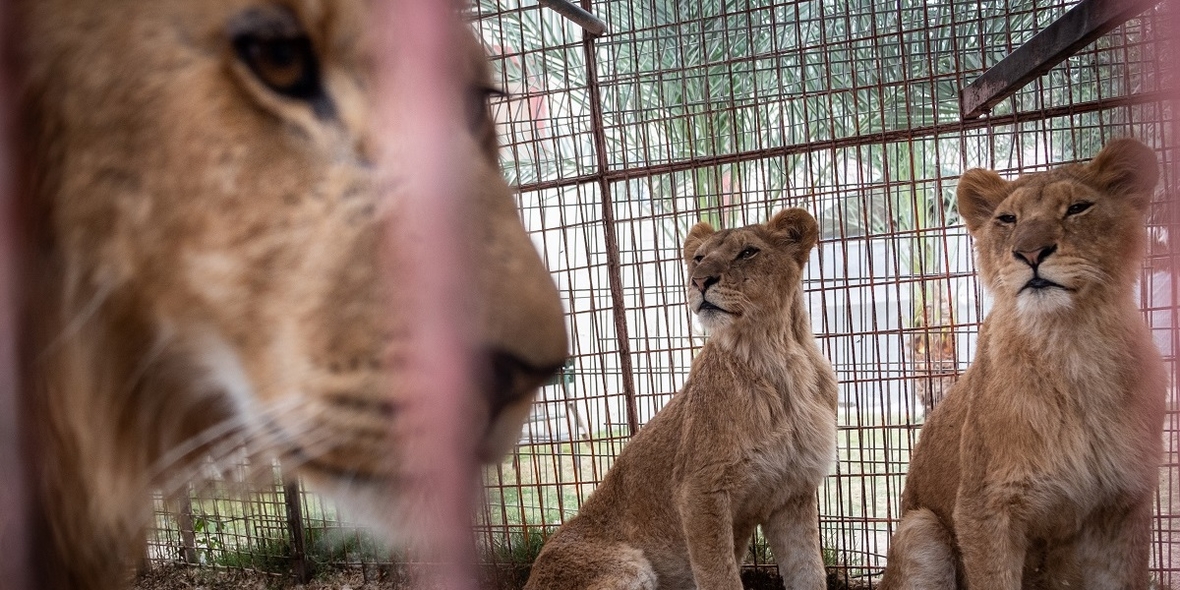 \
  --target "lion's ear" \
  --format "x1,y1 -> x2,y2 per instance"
957,169 -> 1009,235
767,208 -> 818,265
683,221 -> 715,264
1088,138 -> 1158,213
